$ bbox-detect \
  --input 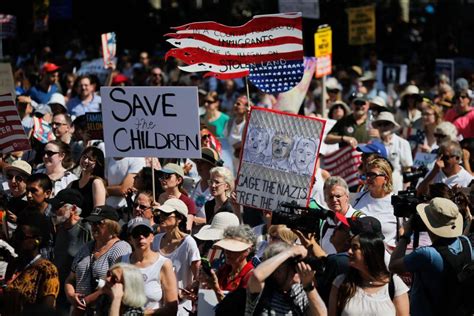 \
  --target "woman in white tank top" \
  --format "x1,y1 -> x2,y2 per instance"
120,217 -> 178,314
